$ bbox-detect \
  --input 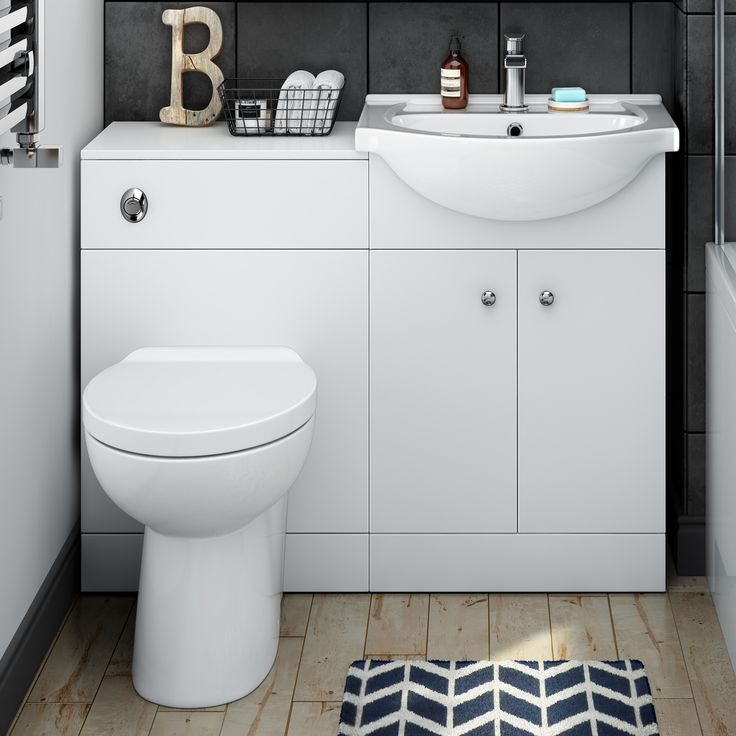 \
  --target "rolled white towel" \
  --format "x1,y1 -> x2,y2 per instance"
274,70 -> 316,135
312,70 -> 345,134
